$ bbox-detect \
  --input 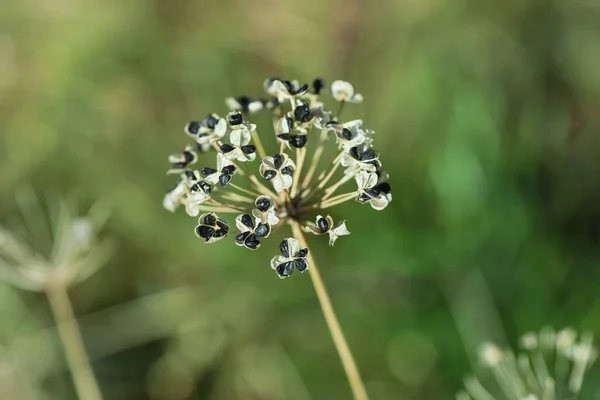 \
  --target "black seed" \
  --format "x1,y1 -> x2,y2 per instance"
216,220 -> 229,231
220,144 -> 235,153
255,197 -> 271,212
203,213 -> 217,225
285,117 -> 294,130
221,165 -> 236,175
276,261 -> 294,278
341,128 -> 353,140
236,231 -> 250,245
350,147 -> 360,160
201,167 -> 218,176
213,228 -> 227,238
240,214 -> 254,229
361,149 -> 376,160
255,223 -> 270,238
186,121 -> 201,135
277,134 -> 290,141
204,115 -> 219,129
219,174 -> 232,187
294,83 -> 309,94
282,80 -> 294,92
196,225 -> 215,241
357,193 -> 371,203
279,239 -> 290,258
241,145 -> 256,154
184,171 -> 197,180
294,103 -> 311,122
228,112 -> 243,125
317,217 -> 329,233
295,248 -> 308,258
199,182 -> 212,194
293,258 -> 308,272
378,182 -> 391,194
366,187 -> 381,197
290,134 -> 307,148
237,96 -> 252,109
244,234 -> 260,249
263,170 -> 276,180
273,154 -> 283,169
312,78 -> 325,94
183,151 -> 195,163
281,166 -> 293,175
